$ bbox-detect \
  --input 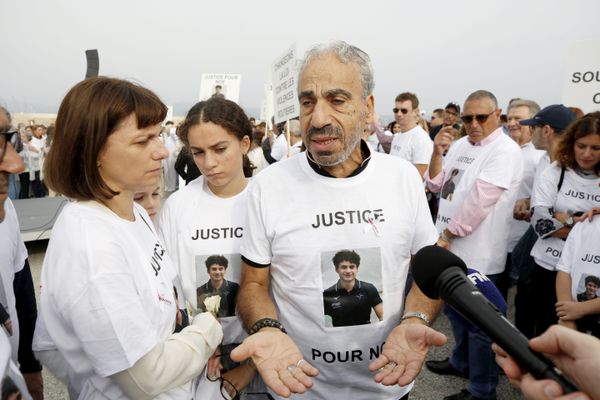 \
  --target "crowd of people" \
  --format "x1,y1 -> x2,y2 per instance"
1,39 -> 599,400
